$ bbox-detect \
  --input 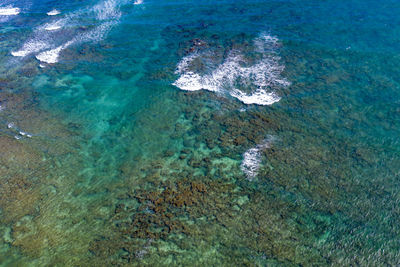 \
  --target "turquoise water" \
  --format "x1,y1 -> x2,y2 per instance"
1,0 -> 400,265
